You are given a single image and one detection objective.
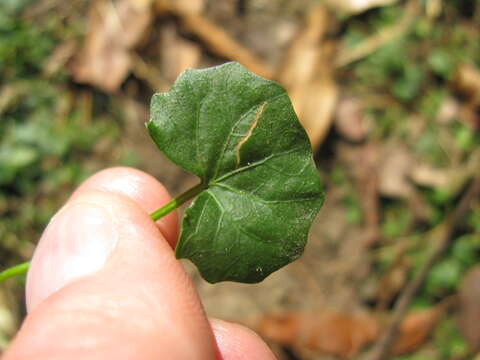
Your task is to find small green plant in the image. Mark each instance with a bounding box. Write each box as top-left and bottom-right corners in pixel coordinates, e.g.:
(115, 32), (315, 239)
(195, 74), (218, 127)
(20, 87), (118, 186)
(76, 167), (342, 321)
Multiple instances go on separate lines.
(0, 62), (324, 284)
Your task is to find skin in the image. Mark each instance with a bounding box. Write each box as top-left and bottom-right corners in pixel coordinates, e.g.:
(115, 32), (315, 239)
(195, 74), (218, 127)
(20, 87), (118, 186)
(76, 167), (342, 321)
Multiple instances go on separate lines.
(4, 167), (276, 360)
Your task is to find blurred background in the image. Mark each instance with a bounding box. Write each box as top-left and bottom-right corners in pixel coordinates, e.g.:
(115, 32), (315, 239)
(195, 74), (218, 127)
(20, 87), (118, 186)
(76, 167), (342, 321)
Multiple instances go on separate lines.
(0, 0), (479, 358)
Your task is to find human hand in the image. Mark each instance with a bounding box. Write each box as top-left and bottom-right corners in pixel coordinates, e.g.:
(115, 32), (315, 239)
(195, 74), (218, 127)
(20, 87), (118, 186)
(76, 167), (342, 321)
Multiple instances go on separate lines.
(4, 167), (276, 359)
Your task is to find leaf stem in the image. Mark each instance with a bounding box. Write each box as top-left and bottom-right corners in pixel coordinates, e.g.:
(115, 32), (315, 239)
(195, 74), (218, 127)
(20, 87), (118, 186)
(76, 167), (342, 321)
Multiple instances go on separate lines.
(0, 183), (208, 284)
(149, 182), (207, 221)
(0, 262), (30, 283)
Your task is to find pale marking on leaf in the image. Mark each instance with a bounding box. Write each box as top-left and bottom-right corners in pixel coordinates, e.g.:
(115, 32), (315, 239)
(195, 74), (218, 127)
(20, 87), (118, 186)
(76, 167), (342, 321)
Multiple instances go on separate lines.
(208, 190), (269, 245)
(212, 182), (319, 204)
(235, 101), (267, 168)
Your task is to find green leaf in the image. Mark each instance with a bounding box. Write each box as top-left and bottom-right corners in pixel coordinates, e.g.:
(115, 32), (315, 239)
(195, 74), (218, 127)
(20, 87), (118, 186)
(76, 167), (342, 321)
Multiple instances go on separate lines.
(147, 62), (324, 283)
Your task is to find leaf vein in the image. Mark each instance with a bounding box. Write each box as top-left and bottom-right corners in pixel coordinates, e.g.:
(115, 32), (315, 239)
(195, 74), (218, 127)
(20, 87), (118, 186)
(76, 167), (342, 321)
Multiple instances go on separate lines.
(212, 145), (304, 183)
(212, 182), (319, 205)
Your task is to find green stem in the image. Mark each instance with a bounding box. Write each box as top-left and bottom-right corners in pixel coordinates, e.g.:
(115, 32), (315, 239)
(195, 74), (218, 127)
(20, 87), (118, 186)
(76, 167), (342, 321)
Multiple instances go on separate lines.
(0, 262), (30, 283)
(149, 182), (207, 221)
(0, 183), (207, 283)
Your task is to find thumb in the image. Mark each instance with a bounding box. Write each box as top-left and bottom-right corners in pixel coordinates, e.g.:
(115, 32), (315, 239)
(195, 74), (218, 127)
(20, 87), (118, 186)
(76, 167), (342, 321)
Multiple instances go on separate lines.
(5, 167), (217, 360)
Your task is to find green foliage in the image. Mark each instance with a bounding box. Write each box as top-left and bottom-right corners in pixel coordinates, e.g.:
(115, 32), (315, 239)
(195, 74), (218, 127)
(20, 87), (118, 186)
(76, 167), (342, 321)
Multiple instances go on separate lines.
(381, 203), (411, 238)
(426, 259), (462, 296)
(414, 124), (449, 166)
(0, 3), (54, 80)
(392, 63), (423, 102)
(425, 235), (480, 297)
(148, 62), (324, 283)
(0, 7), (121, 269)
(453, 123), (478, 152)
(467, 206), (480, 232)
(428, 49), (453, 79)
(343, 193), (363, 225)
(433, 318), (468, 359)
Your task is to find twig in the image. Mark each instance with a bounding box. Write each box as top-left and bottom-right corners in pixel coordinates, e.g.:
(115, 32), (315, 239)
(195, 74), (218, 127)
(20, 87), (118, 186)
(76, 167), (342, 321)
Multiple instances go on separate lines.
(365, 175), (480, 360)
(177, 13), (274, 79)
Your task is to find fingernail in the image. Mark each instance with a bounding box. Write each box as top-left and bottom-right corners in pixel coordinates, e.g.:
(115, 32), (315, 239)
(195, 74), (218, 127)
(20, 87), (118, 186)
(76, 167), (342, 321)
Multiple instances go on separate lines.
(26, 202), (118, 311)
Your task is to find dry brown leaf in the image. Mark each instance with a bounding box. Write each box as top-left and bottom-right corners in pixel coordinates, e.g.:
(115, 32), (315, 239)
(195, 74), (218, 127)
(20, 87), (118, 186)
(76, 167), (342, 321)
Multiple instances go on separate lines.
(257, 311), (378, 358)
(436, 96), (460, 125)
(70, 0), (153, 92)
(289, 75), (338, 149)
(378, 144), (414, 198)
(277, 4), (338, 149)
(257, 312), (302, 346)
(457, 266), (480, 353)
(155, 0), (204, 15)
(305, 312), (379, 358)
(455, 64), (480, 103)
(159, 24), (201, 82)
(160, 0), (286, 72)
(411, 151), (480, 195)
(325, 0), (399, 14)
(277, 6), (329, 88)
(335, 97), (368, 142)
(410, 163), (451, 188)
(426, 0), (442, 18)
(173, 13), (273, 79)
(393, 305), (447, 355)
(453, 64), (480, 130)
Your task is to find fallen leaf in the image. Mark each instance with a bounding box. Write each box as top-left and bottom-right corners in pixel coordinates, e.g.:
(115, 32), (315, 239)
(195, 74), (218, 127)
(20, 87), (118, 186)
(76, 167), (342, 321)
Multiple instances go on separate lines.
(393, 302), (450, 355)
(171, 12), (273, 79)
(70, 0), (153, 92)
(454, 64), (480, 104)
(155, 0), (204, 15)
(335, 97), (368, 142)
(257, 312), (302, 346)
(324, 0), (400, 14)
(277, 5), (329, 89)
(457, 266), (480, 353)
(277, 4), (338, 149)
(305, 312), (379, 358)
(378, 144), (414, 198)
(453, 64), (480, 130)
(159, 24), (201, 82)
(436, 96), (460, 125)
(410, 162), (451, 188)
(411, 151), (480, 194)
(289, 75), (338, 150)
(257, 311), (378, 358)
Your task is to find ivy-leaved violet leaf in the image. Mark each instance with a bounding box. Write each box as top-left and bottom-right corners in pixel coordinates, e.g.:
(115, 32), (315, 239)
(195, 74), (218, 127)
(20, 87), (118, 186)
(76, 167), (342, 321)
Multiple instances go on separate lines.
(147, 62), (324, 283)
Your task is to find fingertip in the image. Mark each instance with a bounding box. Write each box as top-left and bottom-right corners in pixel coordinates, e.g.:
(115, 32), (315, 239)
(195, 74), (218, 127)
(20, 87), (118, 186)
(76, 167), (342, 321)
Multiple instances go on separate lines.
(211, 319), (277, 360)
(16, 187), (217, 359)
(71, 167), (178, 247)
